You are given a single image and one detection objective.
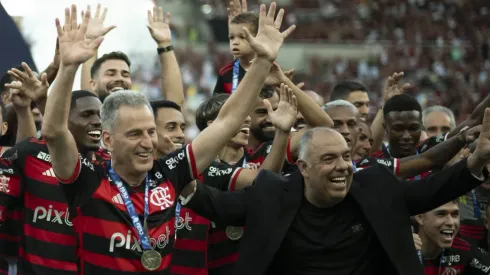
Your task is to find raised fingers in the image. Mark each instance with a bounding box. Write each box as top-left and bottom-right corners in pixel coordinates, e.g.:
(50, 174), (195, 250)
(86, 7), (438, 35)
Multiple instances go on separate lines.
(70, 5), (78, 31)
(21, 62), (34, 78)
(94, 3), (101, 19)
(266, 2), (277, 25)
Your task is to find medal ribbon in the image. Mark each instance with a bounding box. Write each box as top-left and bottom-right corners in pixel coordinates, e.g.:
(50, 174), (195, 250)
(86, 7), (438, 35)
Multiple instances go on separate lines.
(232, 59), (240, 93)
(438, 249), (445, 275)
(108, 163), (152, 251)
(470, 189), (481, 218)
(174, 202), (181, 240)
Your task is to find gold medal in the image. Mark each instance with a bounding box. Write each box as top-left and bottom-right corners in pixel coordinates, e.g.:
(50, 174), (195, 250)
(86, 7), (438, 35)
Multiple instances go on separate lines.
(225, 226), (244, 241)
(141, 250), (162, 271)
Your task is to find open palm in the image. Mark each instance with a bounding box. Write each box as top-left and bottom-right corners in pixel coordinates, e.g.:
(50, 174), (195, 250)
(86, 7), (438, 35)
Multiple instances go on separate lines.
(6, 62), (49, 101)
(83, 4), (116, 40)
(474, 108), (490, 162)
(266, 84), (298, 132)
(242, 3), (296, 62)
(56, 5), (104, 67)
(148, 7), (172, 46)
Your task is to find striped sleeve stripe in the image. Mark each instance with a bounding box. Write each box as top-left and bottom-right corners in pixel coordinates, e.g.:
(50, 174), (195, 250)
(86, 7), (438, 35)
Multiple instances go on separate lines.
(228, 168), (243, 191)
(286, 136), (295, 164)
(186, 144), (199, 180)
(55, 157), (81, 184)
(394, 158), (400, 176)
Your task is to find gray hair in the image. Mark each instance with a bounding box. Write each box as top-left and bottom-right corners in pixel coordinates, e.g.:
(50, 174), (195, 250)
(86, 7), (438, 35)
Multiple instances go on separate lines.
(322, 99), (359, 115)
(422, 105), (456, 129)
(100, 90), (152, 132)
(298, 127), (339, 161)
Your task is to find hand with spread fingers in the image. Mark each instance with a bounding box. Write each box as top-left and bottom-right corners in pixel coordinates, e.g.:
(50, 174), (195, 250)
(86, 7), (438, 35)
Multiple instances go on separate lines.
(227, 0), (248, 23)
(383, 72), (410, 102)
(264, 62), (295, 86)
(148, 7), (172, 47)
(242, 3), (296, 63)
(82, 3), (116, 40)
(56, 5), (104, 67)
(266, 83), (298, 132)
(468, 108), (490, 175)
(6, 62), (49, 102)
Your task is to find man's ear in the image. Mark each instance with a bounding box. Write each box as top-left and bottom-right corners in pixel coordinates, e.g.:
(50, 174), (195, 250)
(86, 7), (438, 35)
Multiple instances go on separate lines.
(414, 214), (424, 227)
(297, 159), (309, 179)
(102, 130), (113, 152)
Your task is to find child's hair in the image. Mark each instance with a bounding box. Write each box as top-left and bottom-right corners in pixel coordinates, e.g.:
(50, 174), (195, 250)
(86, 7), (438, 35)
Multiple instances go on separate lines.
(230, 12), (260, 36)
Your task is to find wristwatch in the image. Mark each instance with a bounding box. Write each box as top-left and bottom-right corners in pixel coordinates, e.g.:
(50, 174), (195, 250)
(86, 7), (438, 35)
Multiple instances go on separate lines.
(157, 45), (174, 54)
(457, 126), (470, 144)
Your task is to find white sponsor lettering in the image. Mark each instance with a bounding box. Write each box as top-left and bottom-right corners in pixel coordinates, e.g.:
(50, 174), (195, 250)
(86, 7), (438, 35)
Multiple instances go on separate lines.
(440, 267), (458, 275)
(32, 205), (72, 226)
(150, 186), (174, 210)
(109, 226), (171, 252)
(359, 159), (370, 166)
(471, 258), (490, 273)
(154, 172), (162, 179)
(37, 152), (51, 162)
(266, 145), (272, 154)
(176, 212), (192, 231)
(0, 176), (10, 193)
(245, 162), (260, 170)
(207, 166), (233, 177)
(80, 157), (94, 171)
(376, 159), (392, 167)
(441, 255), (460, 264)
(0, 168), (14, 175)
(165, 151), (186, 170)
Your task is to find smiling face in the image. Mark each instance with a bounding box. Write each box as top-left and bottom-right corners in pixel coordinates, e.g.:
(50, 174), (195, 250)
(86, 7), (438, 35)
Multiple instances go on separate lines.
(384, 110), (422, 158)
(416, 201), (460, 250)
(155, 107), (186, 152)
(298, 130), (354, 207)
(353, 122), (372, 161)
(68, 96), (102, 152)
(103, 104), (157, 177)
(250, 93), (279, 143)
(90, 59), (132, 102)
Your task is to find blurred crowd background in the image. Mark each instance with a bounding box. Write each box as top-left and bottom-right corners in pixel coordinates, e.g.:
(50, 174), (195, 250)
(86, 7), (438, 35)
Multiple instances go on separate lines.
(3, 0), (490, 138)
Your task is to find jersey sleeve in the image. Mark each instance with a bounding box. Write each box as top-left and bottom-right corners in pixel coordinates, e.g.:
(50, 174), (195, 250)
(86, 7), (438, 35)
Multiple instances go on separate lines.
(156, 144), (200, 194)
(417, 134), (446, 153)
(202, 162), (243, 191)
(0, 158), (22, 258)
(57, 154), (105, 207)
(213, 74), (226, 95)
(469, 247), (490, 274)
(356, 156), (399, 174)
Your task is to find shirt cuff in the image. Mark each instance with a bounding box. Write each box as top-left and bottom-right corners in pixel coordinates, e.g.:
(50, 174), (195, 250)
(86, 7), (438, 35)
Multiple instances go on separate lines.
(179, 183), (197, 205)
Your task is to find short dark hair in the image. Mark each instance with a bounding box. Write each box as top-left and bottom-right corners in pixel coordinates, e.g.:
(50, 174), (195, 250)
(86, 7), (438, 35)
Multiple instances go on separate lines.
(70, 90), (99, 110)
(0, 101), (6, 122)
(90, 51), (131, 79)
(230, 12), (259, 36)
(331, 81), (369, 101)
(150, 100), (181, 118)
(195, 94), (230, 131)
(383, 94), (422, 118)
(260, 86), (276, 99)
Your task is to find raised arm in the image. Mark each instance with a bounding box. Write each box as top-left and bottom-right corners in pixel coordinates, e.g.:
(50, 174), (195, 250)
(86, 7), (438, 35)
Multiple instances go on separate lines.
(401, 109), (490, 215)
(191, 3), (295, 174)
(395, 126), (479, 178)
(42, 5), (103, 181)
(148, 7), (184, 108)
(39, 38), (60, 85)
(80, 4), (115, 91)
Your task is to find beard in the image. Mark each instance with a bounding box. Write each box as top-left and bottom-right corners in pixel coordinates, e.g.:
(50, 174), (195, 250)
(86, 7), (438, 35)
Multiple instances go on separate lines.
(250, 126), (274, 143)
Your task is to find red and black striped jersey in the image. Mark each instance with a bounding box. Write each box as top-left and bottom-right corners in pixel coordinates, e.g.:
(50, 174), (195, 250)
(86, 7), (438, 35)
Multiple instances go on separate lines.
(1, 137), (111, 275)
(170, 162), (242, 275)
(356, 134), (445, 179)
(424, 236), (490, 274)
(58, 144), (198, 274)
(0, 156), (21, 262)
(213, 60), (245, 95)
(242, 138), (296, 174)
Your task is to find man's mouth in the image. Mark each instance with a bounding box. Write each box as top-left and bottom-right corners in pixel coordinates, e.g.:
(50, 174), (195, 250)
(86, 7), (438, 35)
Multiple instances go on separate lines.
(261, 124), (275, 131)
(87, 130), (101, 141)
(109, 86), (125, 92)
(240, 126), (250, 135)
(329, 176), (347, 187)
(440, 229), (455, 241)
(135, 152), (152, 159)
(399, 143), (414, 150)
(172, 142), (183, 148)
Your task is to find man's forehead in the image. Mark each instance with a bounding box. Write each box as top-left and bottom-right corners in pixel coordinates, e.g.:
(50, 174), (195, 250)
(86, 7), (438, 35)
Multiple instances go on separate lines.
(346, 90), (369, 102)
(156, 107), (185, 124)
(326, 106), (357, 120)
(100, 59), (130, 71)
(74, 96), (101, 110)
(387, 110), (421, 121)
(426, 111), (451, 124)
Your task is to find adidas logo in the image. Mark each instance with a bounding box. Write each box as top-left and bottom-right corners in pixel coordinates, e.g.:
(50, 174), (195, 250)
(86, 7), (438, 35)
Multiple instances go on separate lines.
(42, 168), (56, 177)
(112, 194), (124, 205)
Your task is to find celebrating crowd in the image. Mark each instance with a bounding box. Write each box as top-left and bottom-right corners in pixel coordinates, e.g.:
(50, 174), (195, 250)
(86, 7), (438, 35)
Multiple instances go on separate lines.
(2, 1), (490, 274)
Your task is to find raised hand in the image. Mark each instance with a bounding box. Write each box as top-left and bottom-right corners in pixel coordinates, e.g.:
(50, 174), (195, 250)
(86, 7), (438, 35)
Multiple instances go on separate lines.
(227, 0), (248, 23)
(7, 81), (33, 109)
(160, 135), (179, 155)
(56, 5), (104, 67)
(266, 83), (298, 132)
(264, 62), (295, 86)
(242, 3), (295, 62)
(383, 72), (410, 102)
(148, 7), (172, 47)
(468, 109), (490, 174)
(6, 62), (49, 102)
(82, 4), (116, 40)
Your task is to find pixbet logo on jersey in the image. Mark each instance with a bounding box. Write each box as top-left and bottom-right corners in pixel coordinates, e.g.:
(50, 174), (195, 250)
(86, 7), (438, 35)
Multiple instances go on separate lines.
(33, 205), (72, 226)
(109, 225), (171, 252)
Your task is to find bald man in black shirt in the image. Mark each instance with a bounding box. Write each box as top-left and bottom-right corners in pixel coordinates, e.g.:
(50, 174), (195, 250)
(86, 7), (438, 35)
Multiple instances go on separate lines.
(182, 116), (490, 274)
